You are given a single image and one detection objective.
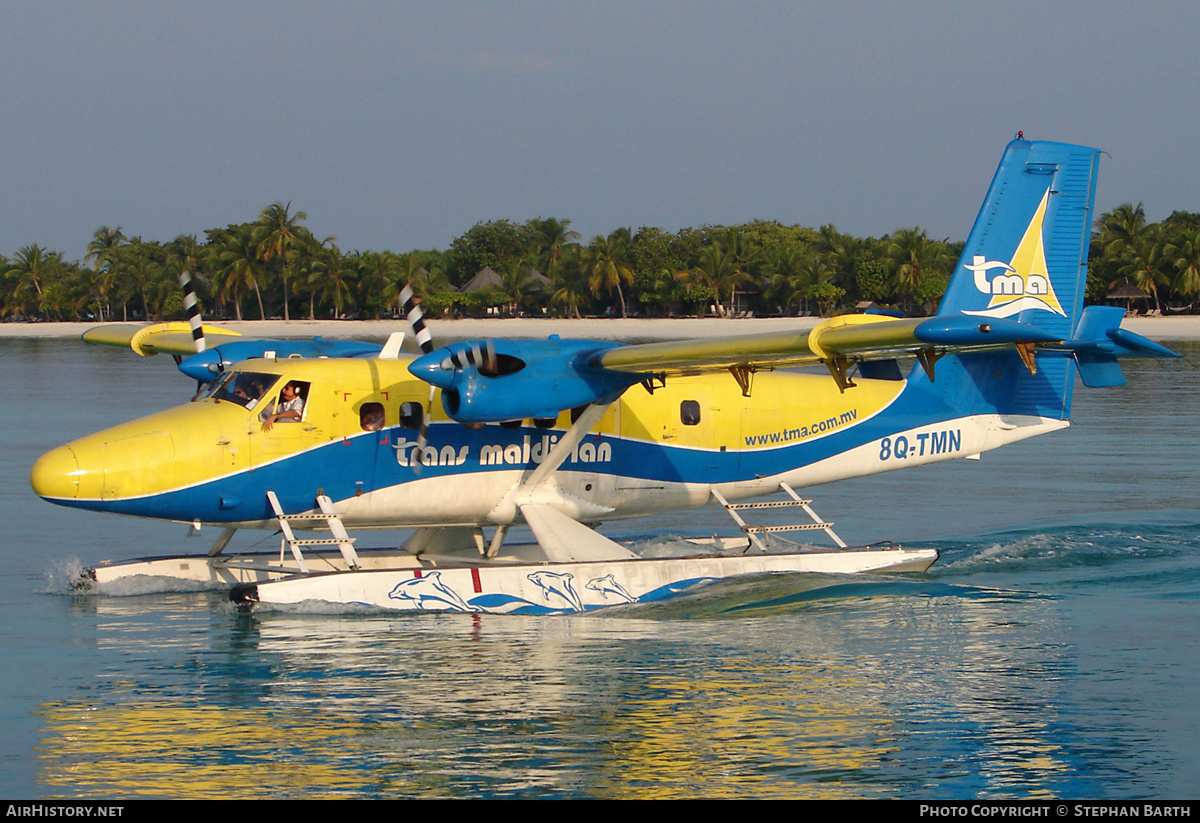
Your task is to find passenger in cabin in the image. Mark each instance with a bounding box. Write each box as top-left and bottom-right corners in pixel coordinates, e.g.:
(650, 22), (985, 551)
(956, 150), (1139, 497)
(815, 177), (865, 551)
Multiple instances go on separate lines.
(360, 402), (385, 432)
(261, 381), (306, 432)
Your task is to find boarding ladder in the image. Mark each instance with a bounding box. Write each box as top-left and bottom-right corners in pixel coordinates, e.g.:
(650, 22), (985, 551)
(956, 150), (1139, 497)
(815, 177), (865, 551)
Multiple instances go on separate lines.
(711, 482), (848, 553)
(267, 491), (361, 573)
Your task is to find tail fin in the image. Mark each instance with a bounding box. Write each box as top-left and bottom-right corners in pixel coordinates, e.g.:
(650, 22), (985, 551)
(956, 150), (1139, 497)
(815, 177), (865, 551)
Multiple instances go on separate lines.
(915, 138), (1101, 421)
(938, 136), (1099, 335)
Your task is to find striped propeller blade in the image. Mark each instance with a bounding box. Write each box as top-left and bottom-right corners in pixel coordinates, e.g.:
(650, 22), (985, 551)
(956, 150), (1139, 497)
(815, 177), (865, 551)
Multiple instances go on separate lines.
(441, 339), (497, 374)
(399, 284), (434, 355)
(399, 282), (437, 473)
(412, 384), (436, 474)
(178, 270), (206, 353)
(483, 338), (497, 374)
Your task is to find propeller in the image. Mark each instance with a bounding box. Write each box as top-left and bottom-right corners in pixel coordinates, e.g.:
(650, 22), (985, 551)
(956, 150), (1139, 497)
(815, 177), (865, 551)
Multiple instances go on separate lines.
(435, 337), (500, 379)
(398, 284), (438, 471)
(179, 270), (206, 354)
(178, 270), (213, 399)
(398, 285), (638, 432)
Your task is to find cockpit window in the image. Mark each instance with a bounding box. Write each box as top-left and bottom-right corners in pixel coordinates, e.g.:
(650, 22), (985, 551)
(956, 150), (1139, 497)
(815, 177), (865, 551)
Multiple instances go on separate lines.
(212, 372), (280, 410)
(260, 380), (310, 427)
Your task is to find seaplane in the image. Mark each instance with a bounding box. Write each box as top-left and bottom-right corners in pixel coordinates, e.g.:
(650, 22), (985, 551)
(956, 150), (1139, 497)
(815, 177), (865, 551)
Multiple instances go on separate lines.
(30, 136), (1178, 614)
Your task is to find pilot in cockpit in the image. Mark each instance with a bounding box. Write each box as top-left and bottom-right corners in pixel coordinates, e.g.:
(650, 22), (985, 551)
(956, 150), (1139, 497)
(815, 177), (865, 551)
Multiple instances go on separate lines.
(260, 381), (306, 432)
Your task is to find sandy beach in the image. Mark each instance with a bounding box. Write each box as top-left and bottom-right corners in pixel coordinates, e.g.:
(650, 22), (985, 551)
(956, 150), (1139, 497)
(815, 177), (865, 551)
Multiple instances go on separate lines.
(1, 314), (1197, 343)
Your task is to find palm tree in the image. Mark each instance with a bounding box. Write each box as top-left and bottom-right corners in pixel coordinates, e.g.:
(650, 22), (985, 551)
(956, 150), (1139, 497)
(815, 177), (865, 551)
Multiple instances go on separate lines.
(762, 245), (813, 315)
(308, 243), (358, 319)
(1116, 234), (1170, 314)
(584, 231), (636, 317)
(108, 241), (160, 320)
(550, 253), (591, 319)
(290, 231), (336, 319)
(252, 202), (308, 321)
(678, 241), (749, 318)
(4, 245), (61, 317)
(86, 226), (126, 321)
(715, 227), (761, 315)
(498, 255), (536, 315)
(528, 217), (580, 283)
(1097, 203), (1148, 259)
(355, 251), (404, 317)
(214, 224), (267, 320)
(884, 227), (952, 312)
(1168, 229), (1200, 305)
(812, 224), (863, 297)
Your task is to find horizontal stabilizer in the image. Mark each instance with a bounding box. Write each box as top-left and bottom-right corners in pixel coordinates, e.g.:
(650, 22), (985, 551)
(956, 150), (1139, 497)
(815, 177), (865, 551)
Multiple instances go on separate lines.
(1069, 306), (1177, 357)
(1060, 306), (1178, 387)
(1106, 326), (1179, 359)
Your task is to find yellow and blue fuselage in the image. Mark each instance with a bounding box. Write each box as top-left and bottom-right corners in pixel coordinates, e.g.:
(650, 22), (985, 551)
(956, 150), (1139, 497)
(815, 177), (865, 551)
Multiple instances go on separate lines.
(29, 347), (1064, 529)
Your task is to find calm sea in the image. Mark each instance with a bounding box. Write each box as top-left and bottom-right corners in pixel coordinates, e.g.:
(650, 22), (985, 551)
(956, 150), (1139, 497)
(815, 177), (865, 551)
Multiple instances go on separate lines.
(1, 337), (1198, 799)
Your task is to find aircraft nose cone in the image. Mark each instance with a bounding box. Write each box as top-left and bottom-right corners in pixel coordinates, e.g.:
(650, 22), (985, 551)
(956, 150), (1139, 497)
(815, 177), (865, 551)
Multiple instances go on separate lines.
(30, 445), (82, 500)
(409, 351), (454, 388)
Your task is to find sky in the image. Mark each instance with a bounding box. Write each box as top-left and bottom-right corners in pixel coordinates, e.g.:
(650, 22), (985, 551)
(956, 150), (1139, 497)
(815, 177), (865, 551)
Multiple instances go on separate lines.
(2, 1), (1198, 262)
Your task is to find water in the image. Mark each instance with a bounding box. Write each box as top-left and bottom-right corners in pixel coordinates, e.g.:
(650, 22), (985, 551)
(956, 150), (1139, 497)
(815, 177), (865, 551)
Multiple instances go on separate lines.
(2, 338), (1198, 798)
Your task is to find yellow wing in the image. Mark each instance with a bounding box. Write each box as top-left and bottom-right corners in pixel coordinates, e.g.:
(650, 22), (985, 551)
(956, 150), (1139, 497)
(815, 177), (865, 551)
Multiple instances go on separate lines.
(82, 323), (241, 357)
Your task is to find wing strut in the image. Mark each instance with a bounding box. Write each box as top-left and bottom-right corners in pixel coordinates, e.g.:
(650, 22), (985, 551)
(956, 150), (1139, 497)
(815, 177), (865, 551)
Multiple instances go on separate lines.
(206, 526), (238, 557)
(502, 402), (634, 562)
(517, 402), (613, 491)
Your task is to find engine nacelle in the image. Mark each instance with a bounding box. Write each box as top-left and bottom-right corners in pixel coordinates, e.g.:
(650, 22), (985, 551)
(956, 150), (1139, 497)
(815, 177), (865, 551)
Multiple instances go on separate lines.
(178, 338), (381, 383)
(408, 337), (642, 424)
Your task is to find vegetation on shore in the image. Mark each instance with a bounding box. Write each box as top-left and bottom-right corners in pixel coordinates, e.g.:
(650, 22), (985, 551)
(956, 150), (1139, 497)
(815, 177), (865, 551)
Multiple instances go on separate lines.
(3, 203), (1198, 323)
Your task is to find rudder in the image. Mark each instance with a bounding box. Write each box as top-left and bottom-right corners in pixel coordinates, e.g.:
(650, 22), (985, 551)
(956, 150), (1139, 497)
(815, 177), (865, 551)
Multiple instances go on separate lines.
(917, 138), (1101, 421)
(938, 136), (1100, 334)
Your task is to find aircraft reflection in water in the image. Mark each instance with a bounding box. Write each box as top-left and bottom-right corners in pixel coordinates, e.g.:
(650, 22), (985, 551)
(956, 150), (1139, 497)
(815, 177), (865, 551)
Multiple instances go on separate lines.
(34, 578), (1079, 799)
(30, 136), (1177, 613)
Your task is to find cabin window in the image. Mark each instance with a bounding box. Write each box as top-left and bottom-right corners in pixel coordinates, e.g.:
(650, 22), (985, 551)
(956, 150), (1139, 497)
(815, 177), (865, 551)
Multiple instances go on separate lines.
(680, 400), (701, 426)
(360, 402), (385, 432)
(213, 371), (280, 411)
(399, 402), (424, 430)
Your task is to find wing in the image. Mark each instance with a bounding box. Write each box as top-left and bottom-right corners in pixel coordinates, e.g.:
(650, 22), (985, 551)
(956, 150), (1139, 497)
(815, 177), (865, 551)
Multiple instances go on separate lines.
(408, 308), (1177, 423)
(591, 313), (1066, 390)
(81, 321), (387, 384)
(82, 322), (242, 357)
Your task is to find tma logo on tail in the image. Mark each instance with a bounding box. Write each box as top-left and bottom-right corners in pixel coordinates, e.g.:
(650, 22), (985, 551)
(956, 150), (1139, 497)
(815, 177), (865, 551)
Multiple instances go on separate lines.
(964, 189), (1066, 319)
